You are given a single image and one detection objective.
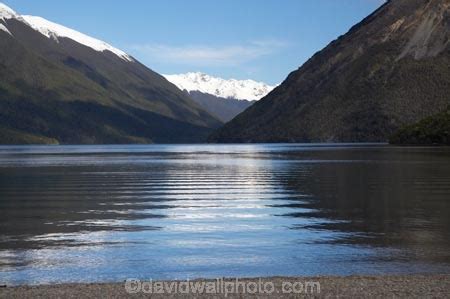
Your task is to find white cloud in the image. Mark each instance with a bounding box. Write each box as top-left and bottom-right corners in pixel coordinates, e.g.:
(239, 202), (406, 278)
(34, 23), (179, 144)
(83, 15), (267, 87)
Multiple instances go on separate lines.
(129, 40), (288, 67)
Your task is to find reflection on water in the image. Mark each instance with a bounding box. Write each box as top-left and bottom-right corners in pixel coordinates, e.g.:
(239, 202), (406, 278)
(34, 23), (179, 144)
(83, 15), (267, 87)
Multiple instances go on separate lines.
(0, 144), (449, 284)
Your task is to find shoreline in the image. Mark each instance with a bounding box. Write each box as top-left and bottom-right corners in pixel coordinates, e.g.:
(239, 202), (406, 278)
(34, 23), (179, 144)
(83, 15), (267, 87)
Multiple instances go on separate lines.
(1, 274), (449, 298)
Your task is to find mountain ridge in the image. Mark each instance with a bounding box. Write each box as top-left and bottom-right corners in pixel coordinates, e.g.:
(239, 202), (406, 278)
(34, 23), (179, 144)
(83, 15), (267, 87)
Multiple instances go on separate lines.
(22, 15), (133, 62)
(0, 2), (222, 144)
(164, 72), (274, 122)
(164, 72), (276, 101)
(210, 0), (450, 143)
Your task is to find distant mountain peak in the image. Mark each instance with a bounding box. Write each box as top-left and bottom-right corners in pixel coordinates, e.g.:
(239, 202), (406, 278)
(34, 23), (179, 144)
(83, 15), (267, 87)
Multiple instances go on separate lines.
(0, 2), (133, 62)
(164, 72), (276, 101)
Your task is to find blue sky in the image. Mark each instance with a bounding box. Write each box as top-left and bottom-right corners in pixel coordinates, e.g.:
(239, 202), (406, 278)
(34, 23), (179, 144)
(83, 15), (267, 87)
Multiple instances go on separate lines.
(5, 0), (384, 85)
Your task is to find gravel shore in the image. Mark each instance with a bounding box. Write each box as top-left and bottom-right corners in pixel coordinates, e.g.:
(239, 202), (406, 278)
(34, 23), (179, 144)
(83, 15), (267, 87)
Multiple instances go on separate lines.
(1, 275), (449, 298)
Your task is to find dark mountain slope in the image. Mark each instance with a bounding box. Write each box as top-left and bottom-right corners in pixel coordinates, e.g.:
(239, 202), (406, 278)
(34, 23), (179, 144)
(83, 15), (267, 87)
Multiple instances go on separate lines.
(210, 0), (450, 143)
(185, 90), (254, 122)
(0, 8), (221, 144)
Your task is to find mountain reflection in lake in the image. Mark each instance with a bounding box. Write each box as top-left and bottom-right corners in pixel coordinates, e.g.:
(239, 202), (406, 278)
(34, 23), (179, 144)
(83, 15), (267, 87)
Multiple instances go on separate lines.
(0, 144), (449, 284)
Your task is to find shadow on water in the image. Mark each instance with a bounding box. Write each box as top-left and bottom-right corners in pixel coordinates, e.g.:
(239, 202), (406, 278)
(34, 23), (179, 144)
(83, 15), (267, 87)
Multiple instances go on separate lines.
(274, 149), (450, 253)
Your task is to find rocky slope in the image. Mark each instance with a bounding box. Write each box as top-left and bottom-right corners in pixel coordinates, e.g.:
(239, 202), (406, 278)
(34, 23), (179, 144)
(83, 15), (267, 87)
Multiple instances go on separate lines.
(210, 0), (450, 143)
(0, 3), (221, 144)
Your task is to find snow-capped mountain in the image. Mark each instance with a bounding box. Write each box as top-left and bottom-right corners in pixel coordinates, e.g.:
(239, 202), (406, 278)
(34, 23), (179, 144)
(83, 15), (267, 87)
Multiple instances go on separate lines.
(164, 72), (276, 101)
(1, 2), (132, 61)
(163, 72), (277, 122)
(0, 2), (20, 35)
(0, 2), (221, 144)
(22, 16), (133, 62)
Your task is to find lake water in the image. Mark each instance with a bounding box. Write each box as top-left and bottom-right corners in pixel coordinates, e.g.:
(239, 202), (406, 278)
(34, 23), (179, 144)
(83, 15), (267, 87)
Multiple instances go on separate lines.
(0, 144), (449, 285)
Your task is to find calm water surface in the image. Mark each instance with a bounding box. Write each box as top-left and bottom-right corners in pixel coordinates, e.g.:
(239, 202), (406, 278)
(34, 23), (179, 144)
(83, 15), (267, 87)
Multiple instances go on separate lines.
(0, 144), (449, 285)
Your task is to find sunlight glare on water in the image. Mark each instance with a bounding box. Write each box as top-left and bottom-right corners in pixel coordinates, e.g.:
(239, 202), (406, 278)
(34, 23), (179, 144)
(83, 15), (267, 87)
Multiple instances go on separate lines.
(0, 144), (449, 285)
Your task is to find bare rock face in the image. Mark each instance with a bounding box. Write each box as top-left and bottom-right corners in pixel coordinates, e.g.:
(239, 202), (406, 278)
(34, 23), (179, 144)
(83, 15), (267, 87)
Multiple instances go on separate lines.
(210, 0), (450, 143)
(398, 1), (449, 60)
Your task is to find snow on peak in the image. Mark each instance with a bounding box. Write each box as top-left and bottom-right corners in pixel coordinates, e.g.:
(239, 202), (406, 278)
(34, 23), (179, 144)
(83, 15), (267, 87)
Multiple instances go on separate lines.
(0, 23), (11, 35)
(0, 2), (18, 20)
(164, 72), (276, 101)
(0, 2), (17, 19)
(0, 2), (23, 35)
(0, 2), (132, 61)
(21, 15), (133, 62)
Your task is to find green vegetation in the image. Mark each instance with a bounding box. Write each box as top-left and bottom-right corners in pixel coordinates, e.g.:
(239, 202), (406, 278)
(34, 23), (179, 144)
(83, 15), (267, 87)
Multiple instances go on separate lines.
(0, 127), (59, 145)
(0, 19), (221, 145)
(389, 108), (450, 145)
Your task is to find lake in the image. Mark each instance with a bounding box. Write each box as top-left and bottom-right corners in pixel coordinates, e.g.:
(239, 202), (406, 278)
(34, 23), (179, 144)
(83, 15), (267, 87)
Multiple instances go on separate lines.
(0, 144), (449, 285)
